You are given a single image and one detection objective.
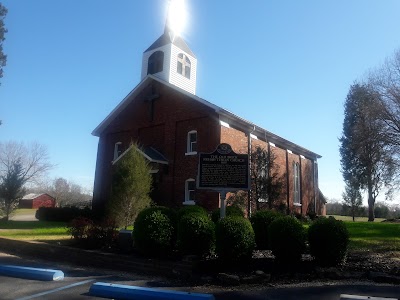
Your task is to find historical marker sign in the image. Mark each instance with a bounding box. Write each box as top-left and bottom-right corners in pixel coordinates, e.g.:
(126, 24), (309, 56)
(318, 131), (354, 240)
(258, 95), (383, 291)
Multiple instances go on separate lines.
(197, 143), (249, 190)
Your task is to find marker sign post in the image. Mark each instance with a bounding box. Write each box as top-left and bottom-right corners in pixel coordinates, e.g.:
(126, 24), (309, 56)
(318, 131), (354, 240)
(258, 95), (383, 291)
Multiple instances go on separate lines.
(197, 143), (249, 218)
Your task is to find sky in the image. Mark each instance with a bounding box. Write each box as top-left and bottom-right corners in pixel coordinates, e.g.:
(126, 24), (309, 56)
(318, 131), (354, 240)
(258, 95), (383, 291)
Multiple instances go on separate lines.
(1, 0), (400, 202)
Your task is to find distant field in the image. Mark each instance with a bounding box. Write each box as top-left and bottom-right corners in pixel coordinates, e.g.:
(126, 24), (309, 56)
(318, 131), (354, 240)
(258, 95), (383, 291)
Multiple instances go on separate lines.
(327, 215), (386, 222)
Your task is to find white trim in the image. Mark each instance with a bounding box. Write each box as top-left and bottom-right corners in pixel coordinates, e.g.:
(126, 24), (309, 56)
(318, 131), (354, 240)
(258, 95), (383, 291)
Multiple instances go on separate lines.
(293, 203), (302, 207)
(185, 151), (197, 156)
(250, 133), (258, 140)
(269, 142), (276, 147)
(220, 120), (230, 128)
(300, 155), (306, 159)
(113, 142), (122, 160)
(187, 130), (197, 154)
(184, 178), (196, 203)
(149, 169), (159, 174)
(287, 149), (293, 154)
(182, 200), (195, 205)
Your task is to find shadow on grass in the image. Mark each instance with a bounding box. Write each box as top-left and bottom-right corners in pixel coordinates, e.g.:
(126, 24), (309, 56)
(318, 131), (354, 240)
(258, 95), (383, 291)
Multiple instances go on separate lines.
(0, 220), (66, 229)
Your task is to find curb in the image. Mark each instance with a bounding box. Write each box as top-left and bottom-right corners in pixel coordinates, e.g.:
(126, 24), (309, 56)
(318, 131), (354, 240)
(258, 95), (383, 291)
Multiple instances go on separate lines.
(0, 264), (64, 281)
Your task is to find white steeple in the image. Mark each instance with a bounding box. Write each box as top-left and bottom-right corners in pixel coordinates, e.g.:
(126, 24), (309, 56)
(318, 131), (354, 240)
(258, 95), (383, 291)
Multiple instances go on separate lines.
(141, 1), (197, 95)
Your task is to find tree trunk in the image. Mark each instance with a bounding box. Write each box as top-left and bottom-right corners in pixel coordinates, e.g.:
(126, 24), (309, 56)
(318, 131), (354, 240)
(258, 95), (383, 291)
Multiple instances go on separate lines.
(368, 194), (375, 222)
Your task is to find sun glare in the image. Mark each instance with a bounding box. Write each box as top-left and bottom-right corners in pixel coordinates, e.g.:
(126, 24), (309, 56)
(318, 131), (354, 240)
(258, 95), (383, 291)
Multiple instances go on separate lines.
(167, 0), (187, 36)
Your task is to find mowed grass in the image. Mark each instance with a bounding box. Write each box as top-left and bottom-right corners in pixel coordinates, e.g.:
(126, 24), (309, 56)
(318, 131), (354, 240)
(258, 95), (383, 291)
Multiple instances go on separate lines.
(327, 215), (386, 222)
(345, 221), (400, 252)
(0, 221), (69, 240)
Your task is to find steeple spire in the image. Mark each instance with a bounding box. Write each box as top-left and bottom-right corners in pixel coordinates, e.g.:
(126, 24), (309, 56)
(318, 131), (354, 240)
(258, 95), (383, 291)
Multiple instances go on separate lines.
(141, 0), (197, 95)
(165, 0), (187, 39)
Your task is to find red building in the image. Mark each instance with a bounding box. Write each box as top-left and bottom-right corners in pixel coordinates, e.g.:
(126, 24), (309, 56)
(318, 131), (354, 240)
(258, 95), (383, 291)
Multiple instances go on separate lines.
(92, 24), (325, 217)
(19, 193), (56, 209)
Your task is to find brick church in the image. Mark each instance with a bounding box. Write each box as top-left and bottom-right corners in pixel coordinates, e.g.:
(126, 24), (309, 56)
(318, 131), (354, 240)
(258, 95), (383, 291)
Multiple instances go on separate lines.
(92, 13), (326, 217)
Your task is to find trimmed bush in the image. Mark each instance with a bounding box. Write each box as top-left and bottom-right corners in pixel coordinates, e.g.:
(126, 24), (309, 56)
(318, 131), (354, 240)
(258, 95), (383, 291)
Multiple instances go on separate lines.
(308, 217), (349, 266)
(177, 205), (208, 221)
(215, 216), (255, 263)
(212, 205), (244, 223)
(268, 216), (306, 264)
(177, 213), (215, 257)
(133, 206), (177, 257)
(250, 210), (283, 249)
(36, 206), (92, 222)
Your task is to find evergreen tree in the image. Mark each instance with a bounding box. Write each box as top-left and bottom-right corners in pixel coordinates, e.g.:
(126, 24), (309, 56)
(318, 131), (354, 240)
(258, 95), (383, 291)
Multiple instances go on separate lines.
(108, 144), (152, 228)
(0, 160), (25, 220)
(340, 84), (395, 221)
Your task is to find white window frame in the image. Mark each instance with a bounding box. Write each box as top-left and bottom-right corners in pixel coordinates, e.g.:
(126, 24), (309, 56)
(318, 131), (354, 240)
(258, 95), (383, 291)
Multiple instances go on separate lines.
(293, 162), (301, 206)
(113, 142), (122, 160)
(186, 130), (197, 155)
(184, 178), (196, 205)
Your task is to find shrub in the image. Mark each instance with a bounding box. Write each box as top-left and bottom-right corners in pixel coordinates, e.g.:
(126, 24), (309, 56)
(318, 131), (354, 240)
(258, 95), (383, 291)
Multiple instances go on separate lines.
(212, 205), (244, 223)
(177, 205), (208, 221)
(36, 206), (92, 222)
(268, 216), (306, 264)
(67, 216), (93, 240)
(177, 213), (215, 257)
(308, 217), (349, 266)
(133, 206), (177, 257)
(67, 217), (118, 249)
(215, 216), (255, 263)
(250, 210), (283, 249)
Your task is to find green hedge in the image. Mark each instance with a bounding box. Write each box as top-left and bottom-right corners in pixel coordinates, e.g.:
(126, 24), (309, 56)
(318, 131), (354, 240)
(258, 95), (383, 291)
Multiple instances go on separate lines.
(215, 216), (255, 263)
(212, 205), (244, 223)
(36, 207), (92, 222)
(177, 205), (208, 221)
(268, 216), (306, 264)
(250, 210), (283, 249)
(133, 206), (177, 257)
(308, 217), (349, 266)
(177, 212), (215, 257)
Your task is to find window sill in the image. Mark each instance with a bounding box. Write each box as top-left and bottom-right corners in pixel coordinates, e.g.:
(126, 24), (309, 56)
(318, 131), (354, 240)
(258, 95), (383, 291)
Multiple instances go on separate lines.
(293, 203), (302, 207)
(185, 152), (197, 156)
(182, 201), (195, 206)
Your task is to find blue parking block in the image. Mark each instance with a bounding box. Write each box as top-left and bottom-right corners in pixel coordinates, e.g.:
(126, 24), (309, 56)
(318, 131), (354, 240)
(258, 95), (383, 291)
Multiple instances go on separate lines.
(0, 265), (64, 281)
(89, 282), (215, 300)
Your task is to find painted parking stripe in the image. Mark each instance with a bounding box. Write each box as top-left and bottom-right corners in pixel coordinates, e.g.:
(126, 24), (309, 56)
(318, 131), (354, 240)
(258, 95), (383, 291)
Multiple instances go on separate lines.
(15, 279), (95, 300)
(90, 282), (215, 300)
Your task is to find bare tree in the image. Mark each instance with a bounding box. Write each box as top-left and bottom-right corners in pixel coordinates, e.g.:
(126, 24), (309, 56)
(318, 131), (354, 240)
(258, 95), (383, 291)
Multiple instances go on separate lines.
(0, 3), (7, 82)
(0, 141), (53, 219)
(251, 146), (286, 211)
(369, 49), (400, 168)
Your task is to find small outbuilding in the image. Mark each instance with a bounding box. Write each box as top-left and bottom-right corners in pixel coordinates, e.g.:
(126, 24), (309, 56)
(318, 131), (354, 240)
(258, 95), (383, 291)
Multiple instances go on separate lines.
(19, 193), (56, 209)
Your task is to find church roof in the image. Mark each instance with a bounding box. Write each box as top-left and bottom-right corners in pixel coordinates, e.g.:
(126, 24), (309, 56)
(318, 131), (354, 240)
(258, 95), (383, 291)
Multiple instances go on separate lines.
(144, 31), (196, 58)
(92, 75), (322, 160)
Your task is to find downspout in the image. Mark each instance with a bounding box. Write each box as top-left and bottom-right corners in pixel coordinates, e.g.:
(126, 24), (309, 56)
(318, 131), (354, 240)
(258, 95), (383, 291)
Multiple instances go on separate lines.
(299, 155), (303, 215)
(247, 125), (255, 218)
(314, 159), (318, 214)
(285, 150), (290, 215)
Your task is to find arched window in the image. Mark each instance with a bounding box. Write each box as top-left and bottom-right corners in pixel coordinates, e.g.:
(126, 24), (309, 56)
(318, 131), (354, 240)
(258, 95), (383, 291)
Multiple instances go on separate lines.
(147, 51), (164, 75)
(186, 130), (197, 154)
(293, 162), (300, 205)
(177, 53), (191, 79)
(184, 178), (196, 204)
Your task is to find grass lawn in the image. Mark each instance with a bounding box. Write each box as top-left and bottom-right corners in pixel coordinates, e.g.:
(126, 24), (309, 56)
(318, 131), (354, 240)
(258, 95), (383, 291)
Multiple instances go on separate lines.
(0, 220), (70, 240)
(327, 215), (386, 222)
(345, 221), (400, 252)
